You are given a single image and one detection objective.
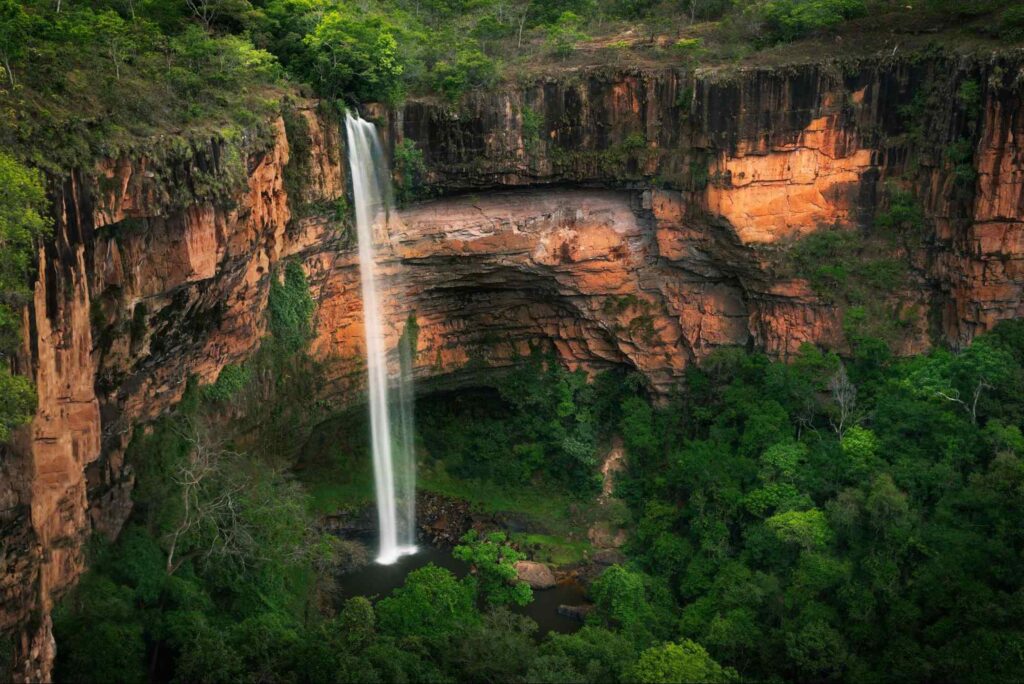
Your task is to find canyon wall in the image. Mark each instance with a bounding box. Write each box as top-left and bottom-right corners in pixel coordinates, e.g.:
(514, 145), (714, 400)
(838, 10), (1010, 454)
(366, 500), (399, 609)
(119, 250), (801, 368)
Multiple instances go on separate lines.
(2, 53), (1022, 680)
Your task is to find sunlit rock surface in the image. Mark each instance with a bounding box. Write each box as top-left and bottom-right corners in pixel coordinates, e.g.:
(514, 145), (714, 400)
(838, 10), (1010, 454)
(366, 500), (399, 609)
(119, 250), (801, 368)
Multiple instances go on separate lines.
(3, 55), (1024, 680)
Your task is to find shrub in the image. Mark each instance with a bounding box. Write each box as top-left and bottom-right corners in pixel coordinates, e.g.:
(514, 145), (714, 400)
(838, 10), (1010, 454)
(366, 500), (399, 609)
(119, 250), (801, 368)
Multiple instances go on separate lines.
(521, 107), (543, 149)
(546, 12), (588, 58)
(748, 0), (868, 43)
(998, 5), (1024, 41)
(205, 364), (252, 403)
(432, 47), (497, 101)
(672, 37), (705, 61)
(628, 640), (737, 683)
(392, 139), (427, 206)
(268, 261), (315, 354)
(303, 10), (404, 103)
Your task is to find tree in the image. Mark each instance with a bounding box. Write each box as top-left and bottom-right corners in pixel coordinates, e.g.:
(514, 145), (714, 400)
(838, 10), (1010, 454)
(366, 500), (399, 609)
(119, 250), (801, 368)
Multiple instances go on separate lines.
(907, 341), (1017, 424)
(828, 364), (857, 437)
(94, 10), (137, 80)
(432, 47), (497, 101)
(376, 564), (479, 639)
(52, 575), (148, 683)
(0, 0), (28, 88)
(840, 425), (878, 479)
(589, 565), (675, 645)
(453, 530), (533, 606)
(0, 152), (50, 353)
(158, 413), (309, 583)
(765, 508), (833, 550)
(455, 607), (539, 682)
(303, 9), (403, 103)
(627, 640), (737, 683)
(336, 596), (376, 649)
(185, 0), (253, 31)
(535, 626), (637, 682)
(164, 416), (249, 575)
(747, 0), (868, 43)
(545, 12), (587, 58)
(0, 152), (47, 441)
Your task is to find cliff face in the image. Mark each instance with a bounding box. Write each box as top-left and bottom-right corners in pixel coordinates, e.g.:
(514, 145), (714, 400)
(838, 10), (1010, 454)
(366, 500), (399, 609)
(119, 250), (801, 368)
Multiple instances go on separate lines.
(0, 104), (346, 681)
(2, 54), (1023, 680)
(397, 55), (1023, 348)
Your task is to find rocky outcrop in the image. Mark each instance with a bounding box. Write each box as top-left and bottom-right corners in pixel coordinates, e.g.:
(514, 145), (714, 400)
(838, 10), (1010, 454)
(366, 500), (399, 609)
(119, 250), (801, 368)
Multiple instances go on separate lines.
(395, 54), (1024, 349)
(515, 560), (557, 590)
(2, 54), (1023, 680)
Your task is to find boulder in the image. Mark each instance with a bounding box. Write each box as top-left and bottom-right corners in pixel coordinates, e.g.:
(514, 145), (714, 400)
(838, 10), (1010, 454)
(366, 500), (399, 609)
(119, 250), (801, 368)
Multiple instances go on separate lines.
(514, 560), (556, 589)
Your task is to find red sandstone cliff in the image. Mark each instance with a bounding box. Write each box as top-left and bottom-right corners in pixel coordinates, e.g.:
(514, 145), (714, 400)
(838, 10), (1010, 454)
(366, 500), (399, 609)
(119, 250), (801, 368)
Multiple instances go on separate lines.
(1, 54), (1022, 680)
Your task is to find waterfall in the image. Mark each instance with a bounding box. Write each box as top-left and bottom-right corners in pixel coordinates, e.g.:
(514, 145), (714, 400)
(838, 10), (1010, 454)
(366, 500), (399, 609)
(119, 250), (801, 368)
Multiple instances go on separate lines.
(345, 112), (417, 565)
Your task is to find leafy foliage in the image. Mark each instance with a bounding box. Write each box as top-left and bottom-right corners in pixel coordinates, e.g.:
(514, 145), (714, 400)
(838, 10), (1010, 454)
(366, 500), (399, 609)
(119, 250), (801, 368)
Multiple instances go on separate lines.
(453, 530), (533, 606)
(418, 350), (631, 491)
(747, 0), (868, 43)
(0, 2), (282, 172)
(628, 640), (737, 683)
(614, 322), (1024, 682)
(392, 138), (427, 206)
(267, 260), (315, 355)
(302, 9), (404, 104)
(54, 319), (1024, 682)
(0, 151), (45, 441)
(203, 364), (251, 403)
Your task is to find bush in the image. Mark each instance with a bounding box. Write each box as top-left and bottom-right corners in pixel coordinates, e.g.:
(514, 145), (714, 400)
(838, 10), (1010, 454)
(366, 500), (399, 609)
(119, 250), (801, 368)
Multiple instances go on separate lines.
(268, 261), (315, 354)
(628, 640), (737, 683)
(302, 9), (404, 103)
(672, 37), (705, 61)
(204, 364), (252, 403)
(433, 47), (498, 101)
(0, 151), (47, 441)
(546, 12), (588, 58)
(392, 138), (427, 206)
(749, 0), (868, 43)
(998, 5), (1024, 41)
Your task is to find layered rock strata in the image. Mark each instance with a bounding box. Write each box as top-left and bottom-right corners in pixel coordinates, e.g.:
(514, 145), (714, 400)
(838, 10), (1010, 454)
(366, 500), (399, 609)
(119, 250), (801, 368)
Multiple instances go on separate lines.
(2, 54), (1023, 680)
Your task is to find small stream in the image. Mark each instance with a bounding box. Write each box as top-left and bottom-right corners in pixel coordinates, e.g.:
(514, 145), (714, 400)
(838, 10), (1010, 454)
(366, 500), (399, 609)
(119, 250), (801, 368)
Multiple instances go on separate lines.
(338, 545), (588, 636)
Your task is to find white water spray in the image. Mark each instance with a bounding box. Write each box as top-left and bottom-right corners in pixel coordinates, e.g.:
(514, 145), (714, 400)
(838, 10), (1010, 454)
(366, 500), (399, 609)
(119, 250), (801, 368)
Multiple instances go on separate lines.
(345, 112), (417, 565)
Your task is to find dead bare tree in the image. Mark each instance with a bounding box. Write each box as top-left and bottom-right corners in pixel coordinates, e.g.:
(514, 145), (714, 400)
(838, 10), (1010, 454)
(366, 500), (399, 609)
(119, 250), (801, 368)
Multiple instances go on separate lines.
(516, 0), (531, 49)
(933, 379), (991, 426)
(185, 0), (218, 31)
(829, 364), (857, 438)
(164, 416), (254, 575)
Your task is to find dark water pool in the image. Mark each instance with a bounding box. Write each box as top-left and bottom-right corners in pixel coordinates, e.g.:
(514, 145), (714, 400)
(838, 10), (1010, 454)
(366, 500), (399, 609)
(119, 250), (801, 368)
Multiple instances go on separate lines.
(337, 545), (588, 636)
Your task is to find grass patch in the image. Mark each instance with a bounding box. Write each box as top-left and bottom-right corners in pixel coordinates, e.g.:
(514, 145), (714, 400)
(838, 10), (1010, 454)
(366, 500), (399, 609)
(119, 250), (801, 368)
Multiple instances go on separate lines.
(304, 466), (375, 514)
(510, 533), (592, 565)
(418, 460), (590, 539)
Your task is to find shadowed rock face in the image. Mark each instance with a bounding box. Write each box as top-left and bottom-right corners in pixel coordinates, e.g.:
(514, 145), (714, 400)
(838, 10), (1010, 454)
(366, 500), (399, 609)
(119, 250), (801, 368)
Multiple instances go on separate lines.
(2, 56), (1023, 679)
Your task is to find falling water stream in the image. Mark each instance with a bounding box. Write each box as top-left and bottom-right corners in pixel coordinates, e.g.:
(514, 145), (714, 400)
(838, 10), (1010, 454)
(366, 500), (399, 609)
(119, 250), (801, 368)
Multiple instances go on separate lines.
(345, 112), (417, 565)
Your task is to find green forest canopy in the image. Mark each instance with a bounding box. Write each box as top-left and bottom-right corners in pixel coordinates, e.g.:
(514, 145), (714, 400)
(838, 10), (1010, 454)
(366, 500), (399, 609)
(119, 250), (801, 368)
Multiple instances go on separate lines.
(1, 0), (1022, 170)
(53, 317), (1024, 682)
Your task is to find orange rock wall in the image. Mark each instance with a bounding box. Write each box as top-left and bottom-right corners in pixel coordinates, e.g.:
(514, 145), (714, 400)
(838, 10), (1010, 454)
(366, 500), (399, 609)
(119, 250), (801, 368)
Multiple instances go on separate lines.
(2, 58), (1023, 680)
